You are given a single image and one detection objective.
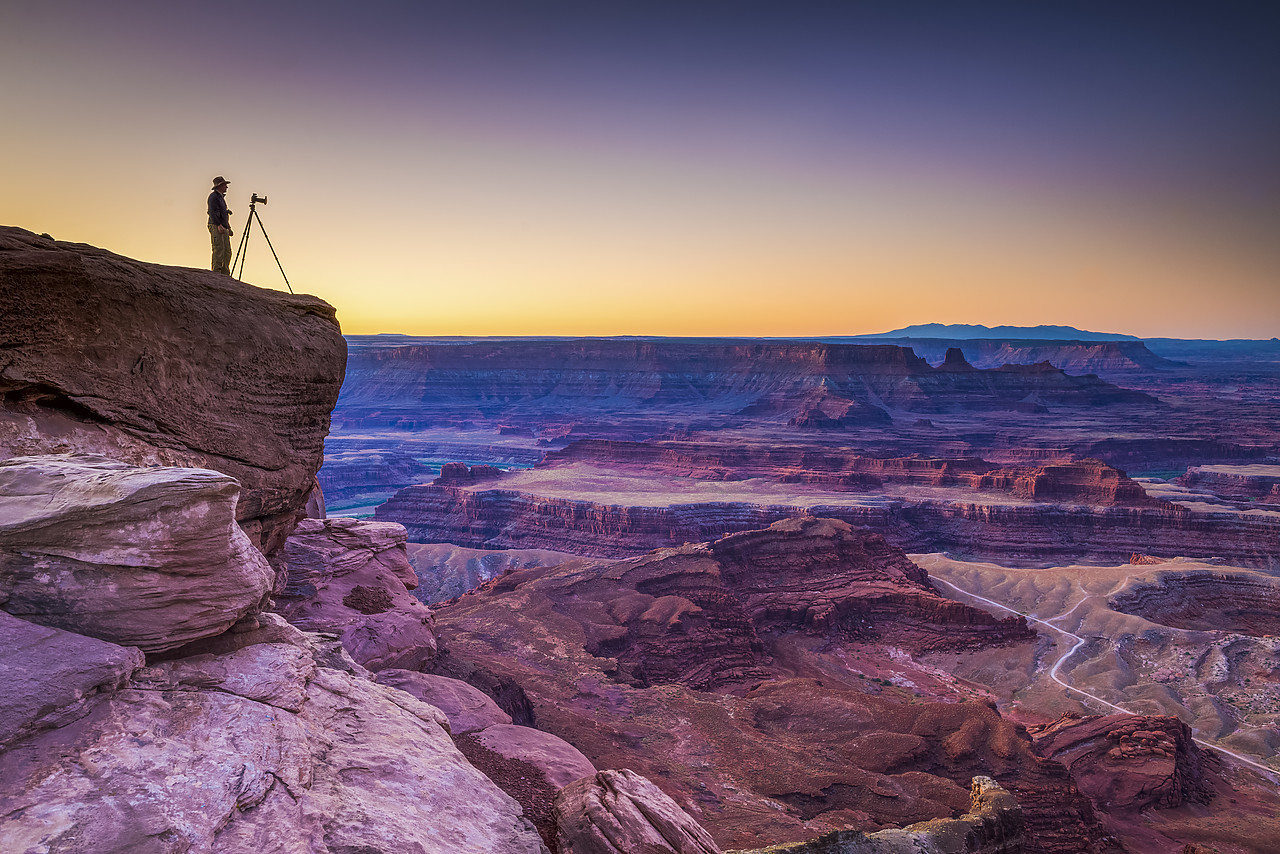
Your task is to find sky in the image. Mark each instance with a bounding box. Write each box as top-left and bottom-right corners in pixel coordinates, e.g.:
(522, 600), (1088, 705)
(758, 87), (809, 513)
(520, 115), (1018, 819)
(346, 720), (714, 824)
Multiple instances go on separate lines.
(2, 1), (1277, 339)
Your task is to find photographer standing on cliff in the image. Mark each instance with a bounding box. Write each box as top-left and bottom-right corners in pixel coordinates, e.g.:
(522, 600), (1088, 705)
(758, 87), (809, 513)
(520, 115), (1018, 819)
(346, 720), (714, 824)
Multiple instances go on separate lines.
(207, 176), (233, 274)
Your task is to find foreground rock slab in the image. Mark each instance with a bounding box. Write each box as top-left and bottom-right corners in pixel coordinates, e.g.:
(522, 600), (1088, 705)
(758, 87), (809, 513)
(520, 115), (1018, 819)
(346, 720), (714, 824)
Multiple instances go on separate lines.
(0, 610), (143, 749)
(0, 629), (549, 854)
(0, 454), (274, 652)
(376, 669), (513, 734)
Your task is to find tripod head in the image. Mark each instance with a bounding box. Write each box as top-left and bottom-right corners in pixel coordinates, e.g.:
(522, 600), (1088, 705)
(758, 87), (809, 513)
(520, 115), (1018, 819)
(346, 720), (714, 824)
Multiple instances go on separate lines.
(249, 193), (267, 207)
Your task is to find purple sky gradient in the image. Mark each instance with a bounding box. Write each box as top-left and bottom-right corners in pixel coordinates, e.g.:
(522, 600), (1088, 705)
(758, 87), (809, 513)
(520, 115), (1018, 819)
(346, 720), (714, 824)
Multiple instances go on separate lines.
(2, 1), (1277, 337)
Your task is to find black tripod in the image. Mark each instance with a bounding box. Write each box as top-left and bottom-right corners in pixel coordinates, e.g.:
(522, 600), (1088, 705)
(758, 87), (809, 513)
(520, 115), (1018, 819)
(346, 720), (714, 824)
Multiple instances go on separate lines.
(231, 194), (293, 293)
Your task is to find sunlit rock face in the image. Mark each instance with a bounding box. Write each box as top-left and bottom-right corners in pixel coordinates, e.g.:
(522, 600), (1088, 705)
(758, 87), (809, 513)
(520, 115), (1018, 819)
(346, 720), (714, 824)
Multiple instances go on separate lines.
(0, 225), (347, 554)
(0, 454), (274, 653)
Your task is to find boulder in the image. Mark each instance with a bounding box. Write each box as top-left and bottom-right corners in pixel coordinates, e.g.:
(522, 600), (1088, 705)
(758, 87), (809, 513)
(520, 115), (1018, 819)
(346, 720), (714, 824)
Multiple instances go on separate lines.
(472, 724), (598, 789)
(0, 630), (549, 854)
(554, 768), (721, 854)
(0, 454), (275, 652)
(377, 669), (513, 734)
(0, 226), (346, 554)
(1028, 712), (1213, 811)
(272, 517), (437, 671)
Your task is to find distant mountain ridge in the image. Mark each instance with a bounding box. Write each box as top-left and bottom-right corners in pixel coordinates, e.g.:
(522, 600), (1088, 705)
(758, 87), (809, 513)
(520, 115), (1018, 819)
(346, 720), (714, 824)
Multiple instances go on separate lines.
(854, 323), (1140, 341)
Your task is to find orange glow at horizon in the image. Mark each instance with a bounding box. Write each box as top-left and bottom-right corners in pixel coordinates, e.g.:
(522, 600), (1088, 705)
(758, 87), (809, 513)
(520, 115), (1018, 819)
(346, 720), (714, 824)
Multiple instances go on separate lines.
(2, 4), (1277, 341)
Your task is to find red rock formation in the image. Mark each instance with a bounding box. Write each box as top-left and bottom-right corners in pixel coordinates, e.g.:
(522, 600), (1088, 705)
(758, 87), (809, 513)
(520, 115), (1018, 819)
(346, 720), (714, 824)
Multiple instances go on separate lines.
(435, 461), (506, 484)
(331, 337), (1153, 434)
(540, 441), (1159, 506)
(0, 226), (346, 553)
(271, 517), (438, 671)
(1106, 570), (1280, 637)
(973, 459), (1161, 506)
(376, 482), (1280, 567)
(555, 769), (723, 854)
(0, 454), (275, 653)
(1028, 713), (1213, 811)
(1178, 465), (1280, 507)
(707, 519), (1034, 652)
(419, 520), (1129, 851)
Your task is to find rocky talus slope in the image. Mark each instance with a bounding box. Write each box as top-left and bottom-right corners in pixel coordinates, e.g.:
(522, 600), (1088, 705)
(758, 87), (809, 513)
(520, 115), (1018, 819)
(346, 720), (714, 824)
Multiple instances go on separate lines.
(0, 226), (347, 553)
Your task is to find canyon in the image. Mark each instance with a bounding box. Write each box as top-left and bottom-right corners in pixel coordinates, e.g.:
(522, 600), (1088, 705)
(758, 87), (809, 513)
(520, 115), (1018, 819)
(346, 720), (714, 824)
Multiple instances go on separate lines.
(324, 326), (1280, 851)
(3, 225), (1279, 854)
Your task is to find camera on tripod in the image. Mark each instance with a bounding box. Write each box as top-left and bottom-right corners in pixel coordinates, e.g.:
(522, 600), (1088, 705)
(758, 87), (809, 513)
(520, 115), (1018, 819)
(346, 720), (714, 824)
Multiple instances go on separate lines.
(232, 191), (292, 293)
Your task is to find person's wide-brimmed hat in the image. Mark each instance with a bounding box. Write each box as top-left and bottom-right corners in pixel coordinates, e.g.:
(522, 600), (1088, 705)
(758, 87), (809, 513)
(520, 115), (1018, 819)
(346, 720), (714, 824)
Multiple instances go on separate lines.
(211, 176), (231, 187)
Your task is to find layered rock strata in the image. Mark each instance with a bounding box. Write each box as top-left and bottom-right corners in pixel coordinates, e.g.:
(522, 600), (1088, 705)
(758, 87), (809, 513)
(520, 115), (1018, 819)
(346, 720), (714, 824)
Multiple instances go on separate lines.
(1027, 713), (1213, 813)
(861, 337), (1177, 375)
(377, 483), (1280, 566)
(0, 226), (346, 553)
(1106, 570), (1280, 637)
(0, 454), (274, 653)
(332, 337), (1153, 433)
(1178, 465), (1280, 507)
(540, 441), (1160, 506)
(317, 447), (432, 507)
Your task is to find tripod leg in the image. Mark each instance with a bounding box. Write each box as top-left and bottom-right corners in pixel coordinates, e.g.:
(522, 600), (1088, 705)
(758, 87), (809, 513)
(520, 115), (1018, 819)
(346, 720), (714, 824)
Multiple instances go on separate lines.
(231, 213), (250, 280)
(231, 211), (252, 280)
(234, 211), (257, 280)
(254, 217), (294, 294)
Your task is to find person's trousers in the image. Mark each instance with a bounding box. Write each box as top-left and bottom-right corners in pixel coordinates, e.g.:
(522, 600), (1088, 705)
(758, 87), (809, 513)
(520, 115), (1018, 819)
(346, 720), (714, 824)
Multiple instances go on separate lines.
(209, 224), (232, 274)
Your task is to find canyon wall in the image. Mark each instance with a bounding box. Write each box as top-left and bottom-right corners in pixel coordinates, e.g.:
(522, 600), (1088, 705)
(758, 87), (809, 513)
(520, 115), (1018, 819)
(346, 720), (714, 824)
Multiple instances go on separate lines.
(857, 338), (1178, 375)
(333, 337), (1154, 433)
(377, 484), (1280, 567)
